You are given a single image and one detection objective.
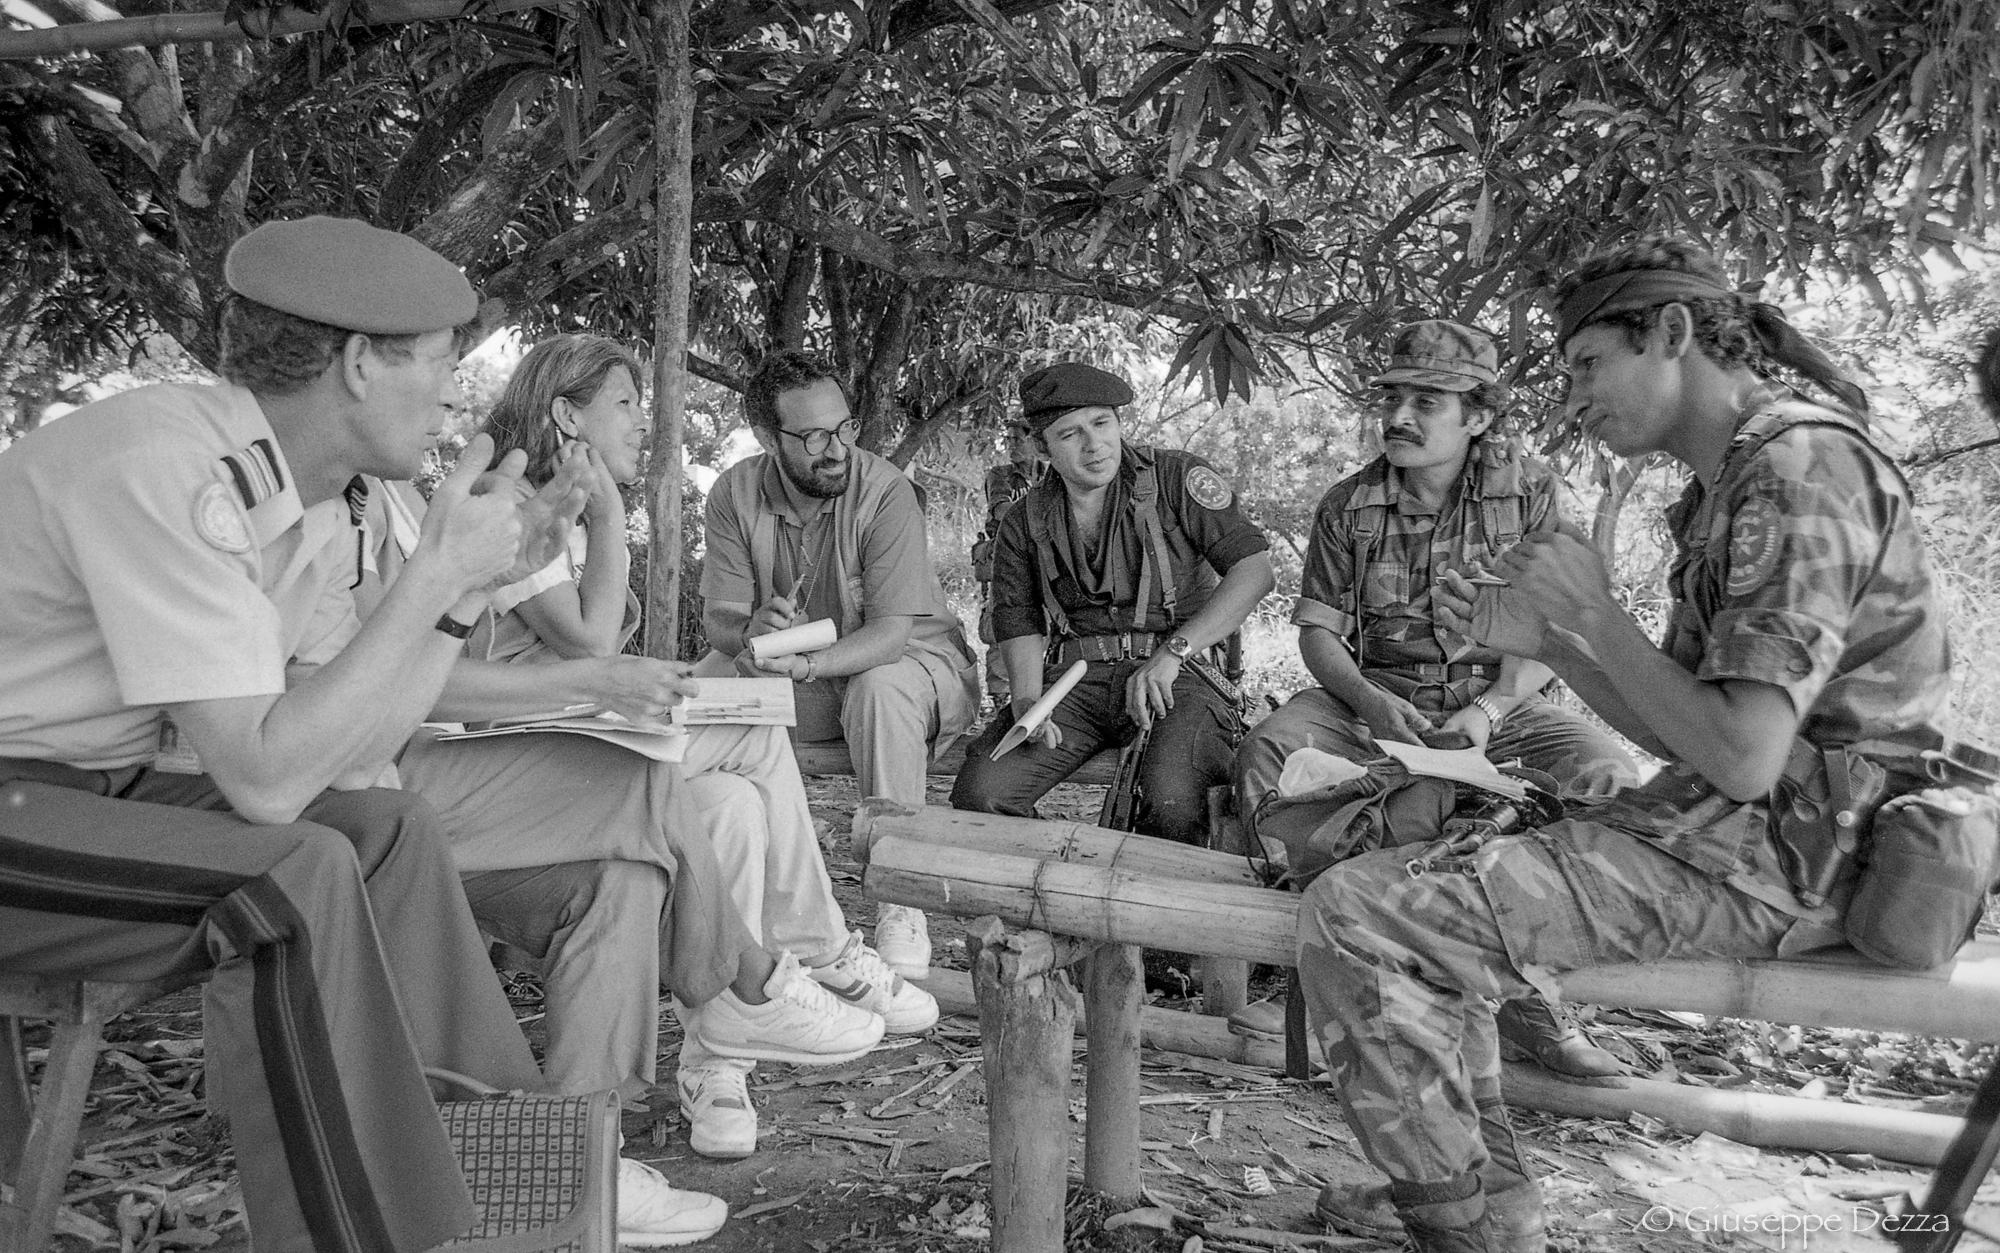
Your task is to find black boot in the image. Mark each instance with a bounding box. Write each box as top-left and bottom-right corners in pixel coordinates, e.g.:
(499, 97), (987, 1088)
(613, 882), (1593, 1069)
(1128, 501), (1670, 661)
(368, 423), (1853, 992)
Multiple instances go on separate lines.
(1495, 995), (1624, 1079)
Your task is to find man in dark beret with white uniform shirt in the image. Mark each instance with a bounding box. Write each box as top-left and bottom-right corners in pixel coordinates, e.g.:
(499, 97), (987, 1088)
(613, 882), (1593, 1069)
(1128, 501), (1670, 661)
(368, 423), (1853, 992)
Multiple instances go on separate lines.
(0, 216), (726, 1250)
(950, 362), (1274, 845)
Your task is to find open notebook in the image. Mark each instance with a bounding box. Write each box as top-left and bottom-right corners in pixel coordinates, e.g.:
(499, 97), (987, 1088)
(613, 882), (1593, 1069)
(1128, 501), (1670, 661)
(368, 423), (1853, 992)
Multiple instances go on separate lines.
(1376, 739), (1530, 801)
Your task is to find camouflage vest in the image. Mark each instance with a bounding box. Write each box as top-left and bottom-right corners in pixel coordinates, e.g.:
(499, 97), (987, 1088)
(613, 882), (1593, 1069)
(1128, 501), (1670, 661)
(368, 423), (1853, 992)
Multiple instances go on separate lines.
(1342, 457), (1526, 669)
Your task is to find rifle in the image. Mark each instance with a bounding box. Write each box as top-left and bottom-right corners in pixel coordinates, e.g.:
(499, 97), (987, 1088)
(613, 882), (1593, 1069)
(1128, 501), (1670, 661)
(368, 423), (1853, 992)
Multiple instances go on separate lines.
(1098, 725), (1151, 832)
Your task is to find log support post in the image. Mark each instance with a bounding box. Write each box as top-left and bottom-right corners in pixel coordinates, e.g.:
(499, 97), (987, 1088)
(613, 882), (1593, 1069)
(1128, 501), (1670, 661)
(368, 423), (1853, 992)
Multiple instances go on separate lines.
(965, 917), (1080, 1253)
(1083, 942), (1143, 1204)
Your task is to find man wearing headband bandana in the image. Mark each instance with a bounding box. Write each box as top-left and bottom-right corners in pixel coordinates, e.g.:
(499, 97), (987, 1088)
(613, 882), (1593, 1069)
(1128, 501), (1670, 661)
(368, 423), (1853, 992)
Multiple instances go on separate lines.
(1292, 236), (1951, 1252)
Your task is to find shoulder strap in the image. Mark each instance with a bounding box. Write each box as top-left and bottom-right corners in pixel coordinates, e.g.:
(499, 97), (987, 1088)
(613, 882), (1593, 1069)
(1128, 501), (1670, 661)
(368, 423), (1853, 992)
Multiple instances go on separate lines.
(1346, 498), (1387, 669)
(1720, 401), (1901, 498)
(1024, 486), (1074, 639)
(1130, 460), (1176, 630)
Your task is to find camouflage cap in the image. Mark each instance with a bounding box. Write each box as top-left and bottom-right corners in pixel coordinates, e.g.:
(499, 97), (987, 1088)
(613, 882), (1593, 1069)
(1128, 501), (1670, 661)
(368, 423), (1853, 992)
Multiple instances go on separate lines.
(1370, 320), (1499, 393)
(1019, 362), (1135, 433)
(224, 216), (477, 335)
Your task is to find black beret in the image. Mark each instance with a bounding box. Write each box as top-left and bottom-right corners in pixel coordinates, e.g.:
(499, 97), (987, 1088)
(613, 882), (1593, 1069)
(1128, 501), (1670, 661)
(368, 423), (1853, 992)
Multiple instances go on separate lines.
(1019, 362), (1135, 432)
(224, 216), (477, 335)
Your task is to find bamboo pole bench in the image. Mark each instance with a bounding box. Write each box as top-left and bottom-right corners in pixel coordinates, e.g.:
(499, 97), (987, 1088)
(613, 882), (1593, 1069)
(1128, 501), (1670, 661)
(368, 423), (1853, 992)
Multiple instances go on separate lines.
(853, 803), (2000, 1252)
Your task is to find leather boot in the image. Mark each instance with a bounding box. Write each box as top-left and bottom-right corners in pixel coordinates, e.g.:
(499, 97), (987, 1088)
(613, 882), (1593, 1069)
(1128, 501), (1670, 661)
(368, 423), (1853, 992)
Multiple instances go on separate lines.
(1317, 1179), (1544, 1252)
(1394, 1186), (1549, 1253)
(1495, 995), (1624, 1079)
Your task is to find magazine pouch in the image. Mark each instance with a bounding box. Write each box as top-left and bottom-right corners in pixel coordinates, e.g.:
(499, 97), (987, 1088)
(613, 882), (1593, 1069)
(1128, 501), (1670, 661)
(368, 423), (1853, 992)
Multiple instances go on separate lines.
(1846, 787), (2000, 969)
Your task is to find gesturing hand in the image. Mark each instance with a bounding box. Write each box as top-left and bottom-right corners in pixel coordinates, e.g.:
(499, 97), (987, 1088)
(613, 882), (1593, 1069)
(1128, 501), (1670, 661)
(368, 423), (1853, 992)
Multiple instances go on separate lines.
(1435, 568), (1551, 659)
(421, 433), (523, 597)
(746, 595), (799, 641)
(500, 447), (592, 584)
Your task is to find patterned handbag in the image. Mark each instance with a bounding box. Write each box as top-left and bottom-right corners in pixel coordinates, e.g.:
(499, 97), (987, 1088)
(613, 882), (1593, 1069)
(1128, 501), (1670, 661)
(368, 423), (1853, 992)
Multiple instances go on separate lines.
(425, 1068), (618, 1253)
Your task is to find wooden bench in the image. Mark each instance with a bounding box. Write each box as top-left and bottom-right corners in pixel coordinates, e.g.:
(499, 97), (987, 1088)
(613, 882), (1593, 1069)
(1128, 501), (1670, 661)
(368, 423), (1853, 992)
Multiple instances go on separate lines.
(854, 803), (2000, 1251)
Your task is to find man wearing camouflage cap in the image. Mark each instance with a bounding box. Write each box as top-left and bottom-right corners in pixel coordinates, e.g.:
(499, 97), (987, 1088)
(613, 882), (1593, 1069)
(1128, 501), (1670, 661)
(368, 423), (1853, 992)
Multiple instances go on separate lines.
(0, 217), (725, 1249)
(950, 362), (1273, 848)
(1230, 319), (1636, 1086)
(1295, 241), (1953, 1251)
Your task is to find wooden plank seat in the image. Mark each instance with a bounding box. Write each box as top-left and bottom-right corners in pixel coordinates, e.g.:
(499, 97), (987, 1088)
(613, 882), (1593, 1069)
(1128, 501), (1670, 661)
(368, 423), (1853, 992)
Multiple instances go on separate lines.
(854, 803), (2000, 1248)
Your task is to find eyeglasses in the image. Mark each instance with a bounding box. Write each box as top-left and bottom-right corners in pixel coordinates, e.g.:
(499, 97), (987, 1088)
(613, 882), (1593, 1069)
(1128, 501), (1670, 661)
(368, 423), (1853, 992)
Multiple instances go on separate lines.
(777, 418), (861, 457)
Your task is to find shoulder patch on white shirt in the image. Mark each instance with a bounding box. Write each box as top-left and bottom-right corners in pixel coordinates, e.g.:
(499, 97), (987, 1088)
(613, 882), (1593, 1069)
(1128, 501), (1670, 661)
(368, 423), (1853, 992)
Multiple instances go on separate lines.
(193, 481), (252, 553)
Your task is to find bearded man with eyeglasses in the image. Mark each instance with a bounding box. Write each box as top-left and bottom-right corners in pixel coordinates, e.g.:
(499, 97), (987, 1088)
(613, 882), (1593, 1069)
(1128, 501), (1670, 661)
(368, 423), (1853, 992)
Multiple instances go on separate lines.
(697, 350), (982, 984)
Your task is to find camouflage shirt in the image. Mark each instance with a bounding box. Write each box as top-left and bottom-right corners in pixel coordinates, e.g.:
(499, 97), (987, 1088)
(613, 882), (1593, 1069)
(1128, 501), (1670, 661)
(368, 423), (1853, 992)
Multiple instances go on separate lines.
(1594, 392), (1953, 911)
(1294, 436), (1570, 674)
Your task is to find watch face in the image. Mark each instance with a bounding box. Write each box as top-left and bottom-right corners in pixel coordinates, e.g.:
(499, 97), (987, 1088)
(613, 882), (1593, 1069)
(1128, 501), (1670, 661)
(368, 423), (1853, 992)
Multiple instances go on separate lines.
(1168, 636), (1192, 658)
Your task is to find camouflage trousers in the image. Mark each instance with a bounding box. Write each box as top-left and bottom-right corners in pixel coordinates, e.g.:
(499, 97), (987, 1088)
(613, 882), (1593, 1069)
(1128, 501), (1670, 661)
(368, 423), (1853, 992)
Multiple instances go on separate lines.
(1235, 686), (1637, 853)
(1296, 817), (1811, 1191)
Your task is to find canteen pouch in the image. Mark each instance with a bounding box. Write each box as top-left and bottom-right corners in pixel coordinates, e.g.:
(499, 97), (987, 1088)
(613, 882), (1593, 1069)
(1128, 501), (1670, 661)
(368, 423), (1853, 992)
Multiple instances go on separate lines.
(1768, 741), (1890, 908)
(1845, 787), (2000, 970)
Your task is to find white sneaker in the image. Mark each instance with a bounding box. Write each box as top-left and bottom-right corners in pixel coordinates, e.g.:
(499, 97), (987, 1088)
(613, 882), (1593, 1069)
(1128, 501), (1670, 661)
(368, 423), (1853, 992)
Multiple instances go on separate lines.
(809, 930), (939, 1035)
(874, 903), (932, 981)
(677, 1064), (756, 1159)
(693, 951), (883, 1064)
(616, 1157), (726, 1247)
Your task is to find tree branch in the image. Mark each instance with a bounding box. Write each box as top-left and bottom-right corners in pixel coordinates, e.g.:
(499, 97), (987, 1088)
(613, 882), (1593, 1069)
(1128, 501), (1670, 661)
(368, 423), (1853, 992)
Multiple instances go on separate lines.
(379, 62), (535, 230)
(412, 112), (568, 265)
(22, 111), (208, 360)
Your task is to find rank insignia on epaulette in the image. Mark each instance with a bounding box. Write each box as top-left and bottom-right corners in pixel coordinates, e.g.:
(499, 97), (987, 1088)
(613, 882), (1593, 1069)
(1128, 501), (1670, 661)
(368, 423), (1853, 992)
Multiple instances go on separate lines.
(1185, 465), (1234, 511)
(193, 482), (252, 552)
(219, 438), (287, 510)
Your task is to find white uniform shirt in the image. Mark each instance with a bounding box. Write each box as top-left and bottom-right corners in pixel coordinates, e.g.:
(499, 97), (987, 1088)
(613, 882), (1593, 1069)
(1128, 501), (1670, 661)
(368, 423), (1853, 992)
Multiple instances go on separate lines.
(0, 383), (361, 769)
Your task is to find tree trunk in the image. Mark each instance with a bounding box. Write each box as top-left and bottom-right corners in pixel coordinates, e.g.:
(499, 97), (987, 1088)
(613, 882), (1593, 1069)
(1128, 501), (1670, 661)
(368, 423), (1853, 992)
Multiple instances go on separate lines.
(644, 0), (693, 660)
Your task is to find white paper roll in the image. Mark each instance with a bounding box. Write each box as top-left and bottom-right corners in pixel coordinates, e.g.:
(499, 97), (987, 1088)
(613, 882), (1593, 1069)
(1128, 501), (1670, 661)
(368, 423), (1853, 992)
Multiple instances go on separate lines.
(749, 617), (838, 662)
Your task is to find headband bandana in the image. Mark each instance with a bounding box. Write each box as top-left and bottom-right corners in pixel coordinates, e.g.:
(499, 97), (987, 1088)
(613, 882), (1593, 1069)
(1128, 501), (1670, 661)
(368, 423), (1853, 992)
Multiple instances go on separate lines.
(1553, 268), (1737, 347)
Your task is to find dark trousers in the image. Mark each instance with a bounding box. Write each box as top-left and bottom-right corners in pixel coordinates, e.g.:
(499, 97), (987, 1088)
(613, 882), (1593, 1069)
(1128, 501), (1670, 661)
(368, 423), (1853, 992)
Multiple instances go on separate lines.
(950, 658), (1237, 845)
(0, 771), (544, 1253)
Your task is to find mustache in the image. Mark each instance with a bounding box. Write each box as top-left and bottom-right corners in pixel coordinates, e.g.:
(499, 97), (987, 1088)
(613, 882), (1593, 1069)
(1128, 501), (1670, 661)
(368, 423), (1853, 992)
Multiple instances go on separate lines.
(1383, 426), (1422, 443)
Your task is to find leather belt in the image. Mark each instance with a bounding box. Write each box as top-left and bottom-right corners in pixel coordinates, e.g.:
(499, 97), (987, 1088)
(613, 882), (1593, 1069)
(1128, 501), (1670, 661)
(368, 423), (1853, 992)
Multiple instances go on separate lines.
(1056, 632), (1160, 665)
(1382, 662), (1496, 683)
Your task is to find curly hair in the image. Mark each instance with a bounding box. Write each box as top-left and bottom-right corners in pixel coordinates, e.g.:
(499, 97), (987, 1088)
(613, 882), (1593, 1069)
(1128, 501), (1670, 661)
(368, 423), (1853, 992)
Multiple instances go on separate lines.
(1463, 378), (1514, 435)
(744, 350), (843, 435)
(483, 334), (645, 484)
(1555, 234), (1866, 413)
(217, 295), (421, 395)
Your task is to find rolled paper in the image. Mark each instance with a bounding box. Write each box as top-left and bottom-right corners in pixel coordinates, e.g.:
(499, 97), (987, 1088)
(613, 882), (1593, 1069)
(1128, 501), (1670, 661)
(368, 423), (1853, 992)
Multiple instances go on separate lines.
(990, 659), (1089, 761)
(750, 617), (838, 662)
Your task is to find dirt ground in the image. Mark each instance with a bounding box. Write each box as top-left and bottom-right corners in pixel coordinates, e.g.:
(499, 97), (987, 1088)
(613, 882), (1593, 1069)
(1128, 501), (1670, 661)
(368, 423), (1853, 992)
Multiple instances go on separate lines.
(27, 772), (2000, 1252)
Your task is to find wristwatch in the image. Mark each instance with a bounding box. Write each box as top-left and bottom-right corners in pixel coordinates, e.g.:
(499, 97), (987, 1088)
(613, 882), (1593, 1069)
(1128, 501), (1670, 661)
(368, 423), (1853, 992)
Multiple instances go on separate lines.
(1164, 635), (1194, 660)
(1472, 694), (1505, 727)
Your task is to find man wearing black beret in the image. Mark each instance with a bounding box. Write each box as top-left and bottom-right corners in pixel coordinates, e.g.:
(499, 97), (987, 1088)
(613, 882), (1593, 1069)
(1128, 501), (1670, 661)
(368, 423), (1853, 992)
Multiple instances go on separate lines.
(950, 362), (1274, 849)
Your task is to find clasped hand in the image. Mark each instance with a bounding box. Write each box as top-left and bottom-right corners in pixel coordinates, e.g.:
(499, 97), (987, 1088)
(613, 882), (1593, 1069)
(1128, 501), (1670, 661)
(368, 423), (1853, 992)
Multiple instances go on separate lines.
(1434, 531), (1611, 661)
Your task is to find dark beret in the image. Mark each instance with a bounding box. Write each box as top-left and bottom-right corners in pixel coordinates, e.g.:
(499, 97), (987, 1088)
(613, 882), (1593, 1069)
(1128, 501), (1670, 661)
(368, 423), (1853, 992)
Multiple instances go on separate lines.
(1019, 362), (1135, 432)
(224, 216), (477, 335)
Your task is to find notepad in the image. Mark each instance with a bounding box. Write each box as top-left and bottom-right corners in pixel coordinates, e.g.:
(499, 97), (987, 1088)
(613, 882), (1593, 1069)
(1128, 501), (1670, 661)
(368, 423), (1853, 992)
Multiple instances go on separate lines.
(671, 678), (797, 727)
(1375, 739), (1529, 800)
(434, 714), (688, 763)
